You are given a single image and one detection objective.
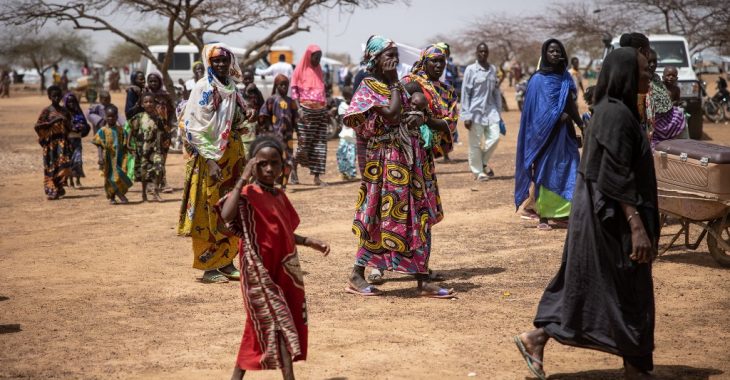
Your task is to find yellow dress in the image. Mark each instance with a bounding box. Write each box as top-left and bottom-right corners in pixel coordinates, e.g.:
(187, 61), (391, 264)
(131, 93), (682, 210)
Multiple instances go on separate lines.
(177, 111), (246, 271)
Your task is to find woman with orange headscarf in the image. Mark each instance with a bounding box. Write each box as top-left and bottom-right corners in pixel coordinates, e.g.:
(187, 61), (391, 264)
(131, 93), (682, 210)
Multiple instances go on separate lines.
(178, 43), (248, 284)
(290, 44), (328, 186)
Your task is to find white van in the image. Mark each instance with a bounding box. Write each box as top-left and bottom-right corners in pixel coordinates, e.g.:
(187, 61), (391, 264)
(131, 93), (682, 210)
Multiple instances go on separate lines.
(605, 35), (703, 139)
(140, 44), (274, 94)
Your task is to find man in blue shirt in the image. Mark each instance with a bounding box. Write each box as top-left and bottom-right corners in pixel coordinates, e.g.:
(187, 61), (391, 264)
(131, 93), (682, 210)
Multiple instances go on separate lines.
(461, 42), (503, 181)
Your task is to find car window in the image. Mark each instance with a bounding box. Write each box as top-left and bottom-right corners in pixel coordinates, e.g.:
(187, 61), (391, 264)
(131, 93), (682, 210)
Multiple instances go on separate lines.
(156, 53), (192, 70)
(651, 41), (688, 68)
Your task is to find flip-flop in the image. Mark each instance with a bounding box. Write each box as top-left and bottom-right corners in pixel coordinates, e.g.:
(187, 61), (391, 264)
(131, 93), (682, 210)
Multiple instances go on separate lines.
(537, 223), (552, 231)
(201, 272), (229, 284)
(344, 284), (382, 297)
(552, 220), (569, 229)
(418, 287), (456, 299)
(218, 268), (241, 281)
(513, 335), (546, 380)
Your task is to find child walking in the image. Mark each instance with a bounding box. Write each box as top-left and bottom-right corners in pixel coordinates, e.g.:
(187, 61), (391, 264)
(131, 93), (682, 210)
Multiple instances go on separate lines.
(336, 87), (357, 180)
(92, 104), (132, 204)
(217, 135), (330, 380)
(125, 92), (165, 202)
(34, 85), (73, 200)
(63, 93), (91, 188)
(259, 74), (298, 188)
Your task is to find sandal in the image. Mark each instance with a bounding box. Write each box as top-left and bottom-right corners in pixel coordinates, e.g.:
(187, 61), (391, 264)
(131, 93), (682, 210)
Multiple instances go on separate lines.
(344, 284), (382, 297)
(418, 286), (456, 299)
(201, 271), (229, 284)
(513, 335), (546, 380)
(218, 268), (241, 281)
(537, 223), (552, 231)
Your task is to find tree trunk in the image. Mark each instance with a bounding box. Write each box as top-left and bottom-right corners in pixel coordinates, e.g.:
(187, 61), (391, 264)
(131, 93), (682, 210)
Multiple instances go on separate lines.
(38, 72), (46, 93)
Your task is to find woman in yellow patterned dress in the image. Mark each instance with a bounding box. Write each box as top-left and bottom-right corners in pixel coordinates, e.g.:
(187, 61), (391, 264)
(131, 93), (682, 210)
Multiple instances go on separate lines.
(178, 43), (248, 283)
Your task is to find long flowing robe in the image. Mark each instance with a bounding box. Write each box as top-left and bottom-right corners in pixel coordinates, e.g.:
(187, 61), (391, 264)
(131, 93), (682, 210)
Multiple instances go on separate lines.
(34, 105), (73, 198)
(344, 76), (443, 274)
(92, 123), (132, 198)
(534, 47), (658, 372)
(215, 185), (307, 370)
(514, 70), (579, 218)
(178, 42), (247, 271)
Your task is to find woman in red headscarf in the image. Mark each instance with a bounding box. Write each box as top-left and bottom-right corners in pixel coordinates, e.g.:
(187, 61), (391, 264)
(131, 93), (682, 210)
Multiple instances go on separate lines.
(290, 44), (328, 186)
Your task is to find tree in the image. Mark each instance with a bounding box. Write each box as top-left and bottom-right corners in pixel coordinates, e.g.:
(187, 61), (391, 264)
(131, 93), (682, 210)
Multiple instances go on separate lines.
(0, 0), (401, 101)
(104, 26), (172, 68)
(0, 26), (88, 92)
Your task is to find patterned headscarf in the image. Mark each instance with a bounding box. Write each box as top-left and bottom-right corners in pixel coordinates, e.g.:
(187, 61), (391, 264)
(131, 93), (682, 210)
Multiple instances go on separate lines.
(205, 44), (243, 83)
(62, 92), (89, 133)
(362, 35), (396, 72)
(410, 43), (449, 76)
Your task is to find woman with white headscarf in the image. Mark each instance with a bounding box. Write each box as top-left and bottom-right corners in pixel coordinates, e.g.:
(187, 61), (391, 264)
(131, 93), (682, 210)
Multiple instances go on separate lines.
(178, 43), (249, 284)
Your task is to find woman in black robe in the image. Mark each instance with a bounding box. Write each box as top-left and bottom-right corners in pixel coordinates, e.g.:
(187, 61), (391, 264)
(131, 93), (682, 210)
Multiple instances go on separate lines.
(513, 47), (658, 380)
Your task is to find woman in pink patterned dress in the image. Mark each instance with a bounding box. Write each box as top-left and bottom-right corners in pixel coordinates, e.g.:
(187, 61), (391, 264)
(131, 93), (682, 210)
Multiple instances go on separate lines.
(343, 35), (455, 299)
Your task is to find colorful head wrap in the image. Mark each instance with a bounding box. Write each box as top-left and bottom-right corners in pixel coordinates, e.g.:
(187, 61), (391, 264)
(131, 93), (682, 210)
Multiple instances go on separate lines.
(362, 35), (396, 72)
(411, 43), (449, 76)
(204, 43), (243, 83)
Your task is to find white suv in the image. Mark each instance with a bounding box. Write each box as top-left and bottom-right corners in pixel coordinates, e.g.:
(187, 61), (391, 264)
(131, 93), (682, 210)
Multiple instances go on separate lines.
(605, 35), (703, 139)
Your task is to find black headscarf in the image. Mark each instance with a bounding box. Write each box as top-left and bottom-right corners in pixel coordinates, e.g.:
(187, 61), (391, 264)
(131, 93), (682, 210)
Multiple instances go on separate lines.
(619, 32), (650, 51)
(538, 38), (568, 74)
(593, 47), (640, 120)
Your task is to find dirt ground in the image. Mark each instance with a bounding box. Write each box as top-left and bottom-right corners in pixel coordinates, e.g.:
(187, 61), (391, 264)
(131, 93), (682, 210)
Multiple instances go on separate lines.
(1, 84), (729, 380)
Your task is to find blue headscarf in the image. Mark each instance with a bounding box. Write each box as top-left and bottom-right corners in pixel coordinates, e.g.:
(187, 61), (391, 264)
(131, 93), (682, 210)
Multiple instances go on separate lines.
(362, 35), (396, 72)
(514, 39), (579, 209)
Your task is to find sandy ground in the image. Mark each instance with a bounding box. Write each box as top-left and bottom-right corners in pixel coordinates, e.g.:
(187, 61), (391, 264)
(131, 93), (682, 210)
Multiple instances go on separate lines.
(1, 85), (729, 380)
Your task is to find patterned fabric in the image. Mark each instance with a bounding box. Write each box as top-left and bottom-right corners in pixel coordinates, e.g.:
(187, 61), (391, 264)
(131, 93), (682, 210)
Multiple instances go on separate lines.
(214, 184), (307, 370)
(34, 105), (72, 198)
(295, 106), (328, 175)
(290, 44), (326, 107)
(336, 139), (357, 178)
(92, 123), (132, 198)
(361, 35), (396, 72)
(177, 130), (244, 271)
(125, 112), (164, 183)
(182, 42), (246, 161)
(259, 94), (297, 171)
(650, 106), (686, 149)
(344, 76), (443, 274)
(63, 93), (90, 178)
(646, 75), (672, 123)
(402, 46), (459, 158)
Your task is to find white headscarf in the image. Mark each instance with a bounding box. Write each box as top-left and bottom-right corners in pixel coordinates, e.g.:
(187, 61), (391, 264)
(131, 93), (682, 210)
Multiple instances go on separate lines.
(182, 42), (244, 161)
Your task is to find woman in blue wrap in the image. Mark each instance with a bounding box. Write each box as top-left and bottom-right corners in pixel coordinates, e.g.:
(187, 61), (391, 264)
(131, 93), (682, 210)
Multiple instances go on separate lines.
(515, 39), (583, 230)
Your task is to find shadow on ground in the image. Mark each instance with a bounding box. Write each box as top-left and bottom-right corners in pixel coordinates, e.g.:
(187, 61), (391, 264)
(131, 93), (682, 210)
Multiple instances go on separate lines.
(547, 364), (723, 379)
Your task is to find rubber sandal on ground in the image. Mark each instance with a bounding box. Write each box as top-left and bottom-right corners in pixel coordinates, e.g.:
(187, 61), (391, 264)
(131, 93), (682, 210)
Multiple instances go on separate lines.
(201, 272), (229, 284)
(344, 284), (382, 296)
(513, 335), (546, 380)
(520, 209), (539, 220)
(537, 223), (552, 231)
(418, 287), (456, 299)
(218, 268), (241, 281)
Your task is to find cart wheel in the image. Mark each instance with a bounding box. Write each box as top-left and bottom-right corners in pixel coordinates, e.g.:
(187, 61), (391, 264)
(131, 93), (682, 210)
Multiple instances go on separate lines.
(707, 218), (730, 267)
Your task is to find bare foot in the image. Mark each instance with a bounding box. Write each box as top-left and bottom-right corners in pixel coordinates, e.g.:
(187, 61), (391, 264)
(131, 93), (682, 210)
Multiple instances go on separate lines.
(230, 365), (245, 380)
(313, 175), (327, 187)
(151, 192), (162, 202)
(348, 266), (370, 290)
(117, 194), (129, 204)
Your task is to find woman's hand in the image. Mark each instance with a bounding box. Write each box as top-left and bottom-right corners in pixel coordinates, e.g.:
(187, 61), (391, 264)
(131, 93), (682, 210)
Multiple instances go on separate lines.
(305, 237), (330, 256)
(629, 221), (655, 264)
(207, 159), (222, 183)
(383, 59), (399, 84)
